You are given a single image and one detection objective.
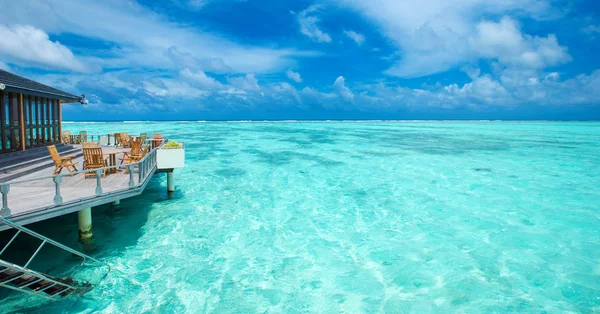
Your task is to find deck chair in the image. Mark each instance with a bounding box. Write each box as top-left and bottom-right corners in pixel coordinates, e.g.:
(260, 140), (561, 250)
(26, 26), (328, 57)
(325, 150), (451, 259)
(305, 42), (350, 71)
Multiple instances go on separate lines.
(79, 131), (88, 143)
(115, 133), (123, 148)
(83, 147), (107, 178)
(132, 144), (149, 163)
(120, 140), (142, 165)
(120, 132), (130, 148)
(152, 132), (163, 148)
(48, 145), (79, 175)
(123, 144), (150, 173)
(62, 130), (71, 144)
(82, 142), (100, 148)
(139, 132), (148, 143)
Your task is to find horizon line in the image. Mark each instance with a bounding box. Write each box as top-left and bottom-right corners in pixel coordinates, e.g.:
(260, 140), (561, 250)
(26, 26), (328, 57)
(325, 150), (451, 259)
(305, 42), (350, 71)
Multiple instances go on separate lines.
(62, 119), (600, 123)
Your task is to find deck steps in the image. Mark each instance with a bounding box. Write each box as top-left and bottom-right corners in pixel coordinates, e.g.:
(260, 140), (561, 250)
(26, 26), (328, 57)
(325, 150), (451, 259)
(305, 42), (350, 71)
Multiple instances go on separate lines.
(0, 144), (77, 170)
(0, 264), (89, 298)
(0, 145), (82, 183)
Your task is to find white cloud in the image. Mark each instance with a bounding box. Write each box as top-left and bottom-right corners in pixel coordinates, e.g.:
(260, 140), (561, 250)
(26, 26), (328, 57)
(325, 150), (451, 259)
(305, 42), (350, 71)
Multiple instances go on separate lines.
(333, 76), (355, 103)
(180, 69), (224, 90)
(3, 0), (596, 115)
(1, 0), (314, 74)
(0, 24), (88, 72)
(170, 0), (248, 11)
(46, 65), (600, 117)
(265, 82), (304, 107)
(444, 75), (511, 104)
(582, 25), (600, 40)
(165, 46), (233, 74)
(227, 74), (260, 91)
(286, 69), (303, 83)
(0, 61), (11, 72)
(172, 0), (210, 10)
(297, 5), (332, 43)
(343, 30), (365, 45)
(334, 0), (568, 78)
(471, 17), (570, 69)
(366, 69), (600, 110)
(582, 25), (600, 34)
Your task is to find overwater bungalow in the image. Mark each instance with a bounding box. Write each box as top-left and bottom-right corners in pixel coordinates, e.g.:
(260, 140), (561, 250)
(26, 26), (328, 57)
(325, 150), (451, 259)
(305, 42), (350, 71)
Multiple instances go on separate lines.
(0, 70), (184, 299)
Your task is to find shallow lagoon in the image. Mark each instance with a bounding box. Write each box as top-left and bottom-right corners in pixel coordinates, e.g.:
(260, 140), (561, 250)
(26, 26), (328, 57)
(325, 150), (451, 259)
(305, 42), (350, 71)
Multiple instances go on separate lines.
(1, 121), (599, 313)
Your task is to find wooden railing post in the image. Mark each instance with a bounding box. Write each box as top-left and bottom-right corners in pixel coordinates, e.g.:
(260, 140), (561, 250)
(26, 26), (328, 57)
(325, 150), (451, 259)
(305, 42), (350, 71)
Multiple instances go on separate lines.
(144, 159), (148, 178)
(129, 165), (135, 187)
(107, 133), (111, 146)
(0, 184), (10, 217)
(53, 176), (63, 205)
(95, 170), (103, 195)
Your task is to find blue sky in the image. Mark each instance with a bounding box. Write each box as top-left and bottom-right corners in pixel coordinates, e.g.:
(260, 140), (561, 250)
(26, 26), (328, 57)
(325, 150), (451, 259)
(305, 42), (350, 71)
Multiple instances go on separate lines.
(0, 0), (599, 120)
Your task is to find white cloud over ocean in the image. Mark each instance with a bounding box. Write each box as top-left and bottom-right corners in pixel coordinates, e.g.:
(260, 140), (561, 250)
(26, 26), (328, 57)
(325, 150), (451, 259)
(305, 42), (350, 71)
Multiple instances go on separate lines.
(0, 0), (598, 119)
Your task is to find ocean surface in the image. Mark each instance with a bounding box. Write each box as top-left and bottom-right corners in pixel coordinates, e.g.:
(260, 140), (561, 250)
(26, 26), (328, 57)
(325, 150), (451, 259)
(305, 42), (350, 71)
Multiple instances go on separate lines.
(1, 121), (599, 313)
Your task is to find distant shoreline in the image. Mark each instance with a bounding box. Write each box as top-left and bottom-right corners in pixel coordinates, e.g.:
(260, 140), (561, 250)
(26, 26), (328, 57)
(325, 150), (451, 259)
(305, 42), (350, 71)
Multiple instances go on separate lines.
(62, 119), (600, 123)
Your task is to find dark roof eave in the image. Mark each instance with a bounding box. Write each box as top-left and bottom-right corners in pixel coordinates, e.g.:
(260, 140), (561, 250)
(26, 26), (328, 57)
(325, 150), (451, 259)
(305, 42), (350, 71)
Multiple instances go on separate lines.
(2, 86), (82, 103)
(0, 69), (82, 102)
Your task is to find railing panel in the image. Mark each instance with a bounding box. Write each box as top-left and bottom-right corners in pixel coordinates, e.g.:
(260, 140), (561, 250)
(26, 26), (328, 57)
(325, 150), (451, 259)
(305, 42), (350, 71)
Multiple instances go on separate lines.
(1, 184), (10, 217)
(70, 132), (153, 146)
(128, 165), (135, 188)
(53, 176), (62, 205)
(5, 181), (55, 215)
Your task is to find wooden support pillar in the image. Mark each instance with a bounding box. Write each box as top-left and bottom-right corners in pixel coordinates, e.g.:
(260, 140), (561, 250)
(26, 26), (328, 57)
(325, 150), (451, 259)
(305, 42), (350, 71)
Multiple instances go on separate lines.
(78, 208), (93, 241)
(19, 94), (25, 151)
(58, 100), (62, 143)
(167, 171), (175, 192)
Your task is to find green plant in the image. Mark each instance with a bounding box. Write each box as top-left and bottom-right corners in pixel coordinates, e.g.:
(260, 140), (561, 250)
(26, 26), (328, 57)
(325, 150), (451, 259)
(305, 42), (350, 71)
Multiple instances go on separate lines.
(163, 141), (182, 149)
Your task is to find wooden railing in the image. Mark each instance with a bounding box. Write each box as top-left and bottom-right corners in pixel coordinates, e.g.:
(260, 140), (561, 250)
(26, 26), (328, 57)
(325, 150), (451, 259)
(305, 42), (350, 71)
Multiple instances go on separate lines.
(65, 132), (159, 147)
(0, 139), (166, 218)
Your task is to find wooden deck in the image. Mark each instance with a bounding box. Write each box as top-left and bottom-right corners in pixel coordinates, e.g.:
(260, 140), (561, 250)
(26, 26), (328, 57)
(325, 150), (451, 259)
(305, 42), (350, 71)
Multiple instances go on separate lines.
(1, 144), (159, 231)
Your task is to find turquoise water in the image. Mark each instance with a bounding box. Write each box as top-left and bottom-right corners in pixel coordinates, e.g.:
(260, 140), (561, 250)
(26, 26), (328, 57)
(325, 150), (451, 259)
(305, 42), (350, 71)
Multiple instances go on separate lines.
(1, 121), (600, 313)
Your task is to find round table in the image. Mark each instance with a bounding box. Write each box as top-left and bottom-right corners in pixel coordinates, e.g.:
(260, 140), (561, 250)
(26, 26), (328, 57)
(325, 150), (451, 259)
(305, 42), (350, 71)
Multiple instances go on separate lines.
(103, 150), (122, 174)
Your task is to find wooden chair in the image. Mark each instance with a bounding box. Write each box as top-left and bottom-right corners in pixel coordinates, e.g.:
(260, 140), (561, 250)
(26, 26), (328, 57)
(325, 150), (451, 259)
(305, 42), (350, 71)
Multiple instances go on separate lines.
(123, 145), (150, 173)
(82, 142), (100, 148)
(48, 145), (79, 175)
(79, 131), (88, 143)
(120, 132), (130, 148)
(135, 145), (150, 162)
(83, 147), (107, 178)
(115, 133), (122, 148)
(152, 132), (163, 148)
(120, 140), (142, 165)
(62, 131), (71, 144)
(139, 132), (148, 143)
